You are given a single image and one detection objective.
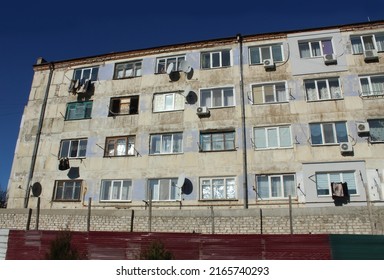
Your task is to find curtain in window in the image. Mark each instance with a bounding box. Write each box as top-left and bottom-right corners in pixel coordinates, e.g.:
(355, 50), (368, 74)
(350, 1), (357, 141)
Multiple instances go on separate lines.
(222, 50), (231, 67)
(376, 34), (384, 51)
(261, 47), (271, 60)
(60, 141), (70, 158)
(149, 180), (159, 200)
(264, 85), (275, 103)
(360, 78), (371, 95)
(329, 79), (341, 99)
(316, 173), (330, 195)
(79, 140), (87, 157)
(69, 140), (79, 157)
(305, 81), (317, 101)
(201, 134), (211, 151)
(342, 172), (357, 195)
(226, 179), (236, 199)
(250, 47), (261, 64)
(162, 135), (172, 153)
(212, 52), (220, 67)
(212, 89), (222, 107)
(224, 132), (235, 150)
(212, 134), (224, 150)
(223, 88), (234, 106)
(322, 40), (333, 55)
(101, 181), (111, 200)
(299, 43), (311, 58)
(121, 181), (131, 200)
(164, 94), (174, 110)
(310, 124), (322, 144)
(174, 94), (184, 110)
(371, 76), (384, 95)
(201, 179), (211, 199)
(283, 175), (296, 197)
(351, 37), (363, 54)
(276, 84), (287, 102)
(252, 86), (263, 104)
(271, 177), (282, 197)
(323, 123), (335, 143)
(116, 139), (126, 155)
(112, 181), (121, 200)
(150, 135), (161, 154)
(159, 180), (169, 200)
(317, 80), (329, 100)
(257, 177), (269, 198)
(201, 53), (210, 69)
(311, 42), (321, 57)
(335, 122), (348, 143)
(212, 179), (225, 199)
(200, 90), (211, 107)
(362, 35), (375, 50)
(272, 45), (283, 62)
(369, 119), (384, 142)
(153, 94), (165, 112)
(172, 133), (183, 153)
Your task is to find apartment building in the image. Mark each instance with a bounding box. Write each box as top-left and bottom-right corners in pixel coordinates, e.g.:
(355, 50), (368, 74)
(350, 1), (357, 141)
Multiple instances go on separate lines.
(6, 20), (384, 211)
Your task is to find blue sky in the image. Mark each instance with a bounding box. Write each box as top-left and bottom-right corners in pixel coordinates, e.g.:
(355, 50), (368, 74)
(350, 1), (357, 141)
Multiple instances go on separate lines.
(0, 1), (383, 193)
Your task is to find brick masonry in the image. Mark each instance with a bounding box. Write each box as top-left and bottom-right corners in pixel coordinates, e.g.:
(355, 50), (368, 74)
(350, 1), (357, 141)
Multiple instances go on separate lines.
(1, 206), (384, 235)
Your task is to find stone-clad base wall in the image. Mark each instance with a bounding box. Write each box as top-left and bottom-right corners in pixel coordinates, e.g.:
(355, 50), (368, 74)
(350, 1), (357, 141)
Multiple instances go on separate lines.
(1, 207), (384, 235)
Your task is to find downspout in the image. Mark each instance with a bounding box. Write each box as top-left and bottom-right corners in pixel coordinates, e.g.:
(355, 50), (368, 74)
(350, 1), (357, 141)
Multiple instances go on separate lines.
(237, 34), (249, 209)
(24, 61), (54, 208)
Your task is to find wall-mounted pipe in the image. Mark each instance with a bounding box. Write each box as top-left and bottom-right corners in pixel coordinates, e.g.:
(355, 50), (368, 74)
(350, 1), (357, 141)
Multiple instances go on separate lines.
(237, 34), (249, 209)
(24, 61), (54, 208)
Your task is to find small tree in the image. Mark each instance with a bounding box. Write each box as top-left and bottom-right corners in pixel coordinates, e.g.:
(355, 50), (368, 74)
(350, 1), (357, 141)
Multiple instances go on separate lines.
(0, 187), (7, 208)
(45, 231), (83, 260)
(140, 240), (173, 260)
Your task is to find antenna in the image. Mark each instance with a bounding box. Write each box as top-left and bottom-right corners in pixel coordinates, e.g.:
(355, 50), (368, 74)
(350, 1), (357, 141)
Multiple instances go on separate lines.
(166, 63), (174, 75)
(31, 182), (42, 197)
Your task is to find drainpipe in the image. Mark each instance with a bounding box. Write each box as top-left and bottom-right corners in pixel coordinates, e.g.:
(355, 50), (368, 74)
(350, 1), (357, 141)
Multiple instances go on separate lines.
(24, 60), (54, 208)
(237, 34), (249, 209)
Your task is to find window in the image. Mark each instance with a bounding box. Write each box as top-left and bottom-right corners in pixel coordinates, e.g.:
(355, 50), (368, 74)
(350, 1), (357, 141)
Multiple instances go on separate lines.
(310, 122), (348, 145)
(200, 131), (235, 152)
(73, 66), (99, 84)
(249, 44), (284, 64)
(53, 180), (82, 201)
(351, 34), (384, 54)
(100, 180), (132, 201)
(150, 133), (183, 154)
(153, 92), (184, 112)
(109, 96), (139, 116)
(256, 174), (296, 199)
(359, 75), (384, 97)
(368, 119), (384, 142)
(200, 87), (235, 108)
(316, 171), (357, 196)
(114, 61), (142, 79)
(305, 78), (342, 101)
(200, 177), (236, 200)
(105, 136), (135, 157)
(59, 139), (87, 158)
(254, 126), (292, 149)
(148, 178), (181, 201)
(201, 49), (231, 69)
(252, 82), (288, 104)
(156, 55), (186, 73)
(65, 101), (92, 120)
(299, 39), (334, 58)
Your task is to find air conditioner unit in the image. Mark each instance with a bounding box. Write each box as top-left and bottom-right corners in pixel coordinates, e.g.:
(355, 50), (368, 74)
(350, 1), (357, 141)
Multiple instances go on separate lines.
(263, 59), (275, 69)
(196, 106), (210, 116)
(357, 122), (370, 134)
(364, 49), (378, 62)
(340, 142), (353, 153)
(323, 54), (337, 65)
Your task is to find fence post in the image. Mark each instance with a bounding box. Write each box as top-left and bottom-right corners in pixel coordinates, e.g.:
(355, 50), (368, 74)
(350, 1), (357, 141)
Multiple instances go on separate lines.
(87, 197), (91, 232)
(35, 197), (40, 230)
(130, 209), (134, 232)
(289, 195), (293, 234)
(211, 206), (215, 234)
(26, 208), (32, 230)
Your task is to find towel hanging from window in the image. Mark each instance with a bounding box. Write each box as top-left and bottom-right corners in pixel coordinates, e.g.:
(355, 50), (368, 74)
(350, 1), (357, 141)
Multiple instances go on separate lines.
(58, 157), (70, 171)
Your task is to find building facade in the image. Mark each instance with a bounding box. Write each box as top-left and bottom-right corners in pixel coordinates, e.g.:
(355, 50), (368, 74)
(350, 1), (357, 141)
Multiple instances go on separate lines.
(6, 20), (384, 211)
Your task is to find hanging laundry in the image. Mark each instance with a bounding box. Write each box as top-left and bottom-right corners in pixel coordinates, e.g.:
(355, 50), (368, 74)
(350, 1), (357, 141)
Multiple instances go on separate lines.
(58, 157), (70, 171)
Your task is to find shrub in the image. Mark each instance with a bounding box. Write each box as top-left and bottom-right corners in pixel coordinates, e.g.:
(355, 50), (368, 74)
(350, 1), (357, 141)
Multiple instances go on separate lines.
(45, 231), (82, 260)
(140, 240), (173, 260)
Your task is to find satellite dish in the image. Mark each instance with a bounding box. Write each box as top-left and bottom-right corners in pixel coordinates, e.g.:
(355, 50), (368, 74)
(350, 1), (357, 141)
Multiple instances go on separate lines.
(182, 85), (191, 97)
(166, 63), (174, 75)
(186, 91), (198, 104)
(180, 60), (192, 73)
(31, 182), (42, 197)
(177, 173), (186, 189)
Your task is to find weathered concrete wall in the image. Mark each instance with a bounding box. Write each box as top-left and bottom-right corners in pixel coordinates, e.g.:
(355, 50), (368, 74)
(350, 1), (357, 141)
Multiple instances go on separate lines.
(1, 207), (383, 235)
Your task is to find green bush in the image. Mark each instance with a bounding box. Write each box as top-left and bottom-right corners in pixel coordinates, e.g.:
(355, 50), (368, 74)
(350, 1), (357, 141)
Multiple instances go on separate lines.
(45, 231), (83, 260)
(140, 240), (173, 260)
